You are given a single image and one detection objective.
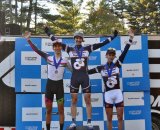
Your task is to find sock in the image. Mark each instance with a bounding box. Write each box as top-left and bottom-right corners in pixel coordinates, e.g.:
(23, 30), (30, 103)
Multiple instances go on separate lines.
(60, 123), (64, 130)
(87, 119), (91, 124)
(46, 124), (50, 130)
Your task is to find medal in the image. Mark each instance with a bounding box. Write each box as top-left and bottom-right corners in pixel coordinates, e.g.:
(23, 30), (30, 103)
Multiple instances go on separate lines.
(75, 46), (84, 62)
(105, 62), (114, 77)
(53, 56), (62, 74)
(55, 70), (58, 74)
(79, 60), (82, 64)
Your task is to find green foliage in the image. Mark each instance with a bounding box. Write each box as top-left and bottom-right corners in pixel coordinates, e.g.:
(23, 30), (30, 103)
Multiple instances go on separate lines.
(45, 0), (83, 35)
(112, 0), (160, 34)
(1, 0), (159, 35)
(81, 0), (126, 35)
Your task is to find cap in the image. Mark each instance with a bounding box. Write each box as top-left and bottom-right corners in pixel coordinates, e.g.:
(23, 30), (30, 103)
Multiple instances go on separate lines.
(106, 48), (116, 55)
(74, 31), (84, 42)
(52, 40), (62, 46)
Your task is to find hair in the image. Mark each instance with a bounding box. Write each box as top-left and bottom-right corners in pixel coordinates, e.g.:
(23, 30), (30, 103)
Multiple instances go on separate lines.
(52, 41), (62, 47)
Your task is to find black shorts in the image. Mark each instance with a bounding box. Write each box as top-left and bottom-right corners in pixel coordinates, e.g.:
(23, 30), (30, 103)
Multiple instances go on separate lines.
(45, 79), (64, 104)
(70, 72), (91, 93)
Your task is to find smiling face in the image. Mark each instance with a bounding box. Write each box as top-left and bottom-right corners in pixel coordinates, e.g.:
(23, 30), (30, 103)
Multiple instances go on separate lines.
(106, 53), (116, 63)
(52, 44), (62, 55)
(74, 36), (83, 45)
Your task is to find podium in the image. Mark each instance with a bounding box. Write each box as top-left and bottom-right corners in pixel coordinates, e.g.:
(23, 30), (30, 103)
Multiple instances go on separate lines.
(66, 125), (100, 130)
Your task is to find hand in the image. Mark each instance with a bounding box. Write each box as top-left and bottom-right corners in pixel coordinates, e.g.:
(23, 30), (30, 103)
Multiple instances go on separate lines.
(43, 24), (48, 29)
(128, 29), (134, 40)
(22, 31), (31, 40)
(113, 30), (118, 37)
(44, 24), (50, 33)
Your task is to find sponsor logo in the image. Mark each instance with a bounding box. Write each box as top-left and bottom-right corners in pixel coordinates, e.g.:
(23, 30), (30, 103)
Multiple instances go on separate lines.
(89, 56), (97, 60)
(45, 42), (53, 46)
(21, 52), (41, 65)
(91, 98), (99, 102)
(25, 57), (37, 61)
(24, 84), (37, 87)
(25, 44), (37, 47)
(44, 111), (58, 116)
(128, 97), (144, 100)
(122, 63), (143, 78)
(129, 110), (142, 115)
(26, 112), (39, 116)
(52, 112), (59, 115)
(67, 112), (79, 116)
(50, 126), (58, 129)
(124, 92), (144, 106)
(21, 79), (41, 92)
(126, 69), (139, 72)
(127, 81), (140, 87)
(25, 126), (38, 130)
(22, 108), (42, 121)
(91, 84), (98, 87)
(126, 68), (139, 76)
(92, 112), (100, 116)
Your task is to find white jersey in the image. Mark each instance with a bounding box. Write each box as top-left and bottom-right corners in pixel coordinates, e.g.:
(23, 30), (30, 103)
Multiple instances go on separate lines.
(27, 40), (72, 81)
(47, 56), (71, 81)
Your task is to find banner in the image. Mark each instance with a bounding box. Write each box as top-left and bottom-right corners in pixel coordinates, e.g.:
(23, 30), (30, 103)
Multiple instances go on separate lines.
(15, 36), (151, 130)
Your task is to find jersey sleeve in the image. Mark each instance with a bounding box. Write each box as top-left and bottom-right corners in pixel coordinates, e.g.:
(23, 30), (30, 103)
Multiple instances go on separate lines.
(90, 35), (117, 52)
(27, 39), (49, 61)
(115, 39), (132, 67)
(44, 26), (73, 53)
(88, 66), (103, 74)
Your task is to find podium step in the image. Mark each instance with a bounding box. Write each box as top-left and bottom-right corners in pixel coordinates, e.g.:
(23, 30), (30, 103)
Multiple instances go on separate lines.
(66, 125), (100, 130)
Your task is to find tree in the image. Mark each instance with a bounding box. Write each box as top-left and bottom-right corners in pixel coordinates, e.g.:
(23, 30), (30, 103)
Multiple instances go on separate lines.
(44, 0), (83, 35)
(81, 0), (126, 35)
(113, 0), (160, 34)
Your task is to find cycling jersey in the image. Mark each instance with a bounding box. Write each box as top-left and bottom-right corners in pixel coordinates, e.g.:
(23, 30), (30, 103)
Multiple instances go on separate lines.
(44, 27), (117, 93)
(88, 43), (131, 91)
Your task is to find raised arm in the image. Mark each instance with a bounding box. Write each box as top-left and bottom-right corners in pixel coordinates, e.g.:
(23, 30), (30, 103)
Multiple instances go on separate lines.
(116, 29), (135, 66)
(91, 30), (118, 51)
(44, 25), (56, 41)
(23, 31), (49, 60)
(44, 26), (71, 52)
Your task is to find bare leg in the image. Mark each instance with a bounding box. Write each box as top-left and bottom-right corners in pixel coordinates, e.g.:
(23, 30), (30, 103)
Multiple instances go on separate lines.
(84, 93), (92, 120)
(116, 107), (124, 130)
(105, 107), (113, 130)
(58, 102), (64, 130)
(71, 93), (78, 120)
(45, 102), (52, 130)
